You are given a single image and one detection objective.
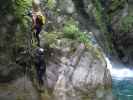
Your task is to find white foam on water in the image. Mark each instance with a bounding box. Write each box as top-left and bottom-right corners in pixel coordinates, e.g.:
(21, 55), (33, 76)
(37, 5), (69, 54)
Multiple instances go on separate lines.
(111, 68), (133, 78)
(105, 56), (112, 71)
(105, 56), (133, 79)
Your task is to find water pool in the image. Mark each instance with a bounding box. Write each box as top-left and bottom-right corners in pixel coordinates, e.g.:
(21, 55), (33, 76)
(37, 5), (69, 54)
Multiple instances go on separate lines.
(112, 77), (133, 100)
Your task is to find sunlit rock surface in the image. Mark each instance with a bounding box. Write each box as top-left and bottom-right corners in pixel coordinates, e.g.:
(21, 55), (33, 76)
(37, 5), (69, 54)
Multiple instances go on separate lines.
(50, 40), (112, 100)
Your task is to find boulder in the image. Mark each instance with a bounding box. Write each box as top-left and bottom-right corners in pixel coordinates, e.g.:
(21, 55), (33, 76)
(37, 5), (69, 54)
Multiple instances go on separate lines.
(53, 42), (112, 100)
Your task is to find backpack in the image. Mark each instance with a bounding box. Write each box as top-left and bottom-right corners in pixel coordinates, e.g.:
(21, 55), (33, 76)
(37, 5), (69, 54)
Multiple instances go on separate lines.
(36, 13), (46, 26)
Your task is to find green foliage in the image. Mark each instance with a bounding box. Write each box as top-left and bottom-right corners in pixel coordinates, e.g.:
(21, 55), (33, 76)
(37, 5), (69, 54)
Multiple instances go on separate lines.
(44, 0), (56, 9)
(92, 0), (107, 33)
(109, 0), (125, 12)
(43, 31), (63, 45)
(120, 15), (133, 32)
(63, 19), (91, 44)
(48, 0), (56, 9)
(92, 0), (113, 54)
(78, 32), (91, 43)
(15, 32), (26, 48)
(13, 0), (32, 31)
(10, 0), (33, 57)
(63, 20), (79, 39)
(108, 0), (126, 19)
(13, 0), (32, 16)
(0, 0), (32, 56)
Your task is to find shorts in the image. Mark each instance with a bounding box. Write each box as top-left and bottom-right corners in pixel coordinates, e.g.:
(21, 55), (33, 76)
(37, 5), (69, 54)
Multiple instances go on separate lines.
(35, 25), (42, 34)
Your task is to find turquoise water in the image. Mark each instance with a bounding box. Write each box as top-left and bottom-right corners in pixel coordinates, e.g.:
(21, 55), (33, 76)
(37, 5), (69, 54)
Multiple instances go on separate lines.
(105, 57), (133, 100)
(112, 77), (133, 100)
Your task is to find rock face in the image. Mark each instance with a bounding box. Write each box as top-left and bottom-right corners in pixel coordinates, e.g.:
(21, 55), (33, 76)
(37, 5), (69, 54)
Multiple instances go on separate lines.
(0, 38), (112, 100)
(0, 1), (113, 100)
(48, 41), (112, 100)
(109, 1), (133, 65)
(0, 76), (38, 100)
(71, 0), (133, 65)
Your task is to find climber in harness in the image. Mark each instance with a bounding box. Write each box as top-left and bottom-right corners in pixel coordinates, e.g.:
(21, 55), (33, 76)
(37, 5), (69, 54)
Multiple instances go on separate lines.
(29, 0), (46, 46)
(16, 47), (46, 89)
(34, 47), (46, 86)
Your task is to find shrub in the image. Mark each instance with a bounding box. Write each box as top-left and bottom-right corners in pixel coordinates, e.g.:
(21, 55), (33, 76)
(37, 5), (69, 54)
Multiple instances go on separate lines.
(120, 15), (133, 32)
(63, 19), (91, 44)
(63, 19), (79, 39)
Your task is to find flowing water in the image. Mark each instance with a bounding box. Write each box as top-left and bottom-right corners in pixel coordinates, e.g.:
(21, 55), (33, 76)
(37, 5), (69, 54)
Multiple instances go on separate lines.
(106, 57), (133, 100)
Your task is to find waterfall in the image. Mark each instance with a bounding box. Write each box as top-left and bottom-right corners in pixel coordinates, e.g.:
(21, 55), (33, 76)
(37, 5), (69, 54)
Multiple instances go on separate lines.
(105, 55), (133, 99)
(105, 56), (133, 79)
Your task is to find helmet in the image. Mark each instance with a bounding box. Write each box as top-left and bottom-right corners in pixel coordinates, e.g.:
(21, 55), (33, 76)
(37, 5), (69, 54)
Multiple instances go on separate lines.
(37, 48), (44, 55)
(39, 48), (44, 52)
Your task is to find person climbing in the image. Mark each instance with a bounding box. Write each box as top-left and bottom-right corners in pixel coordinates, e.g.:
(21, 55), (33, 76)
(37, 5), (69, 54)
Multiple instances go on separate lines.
(34, 47), (46, 87)
(31, 0), (46, 46)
